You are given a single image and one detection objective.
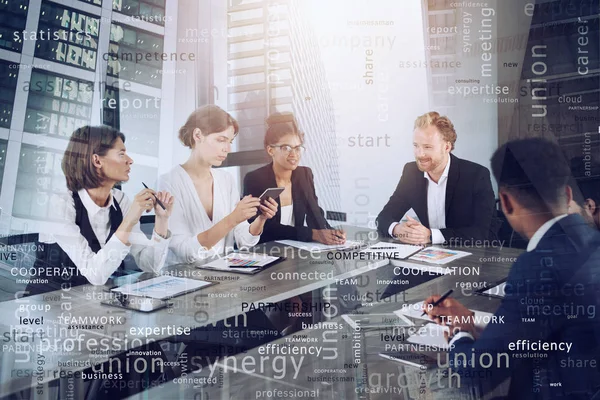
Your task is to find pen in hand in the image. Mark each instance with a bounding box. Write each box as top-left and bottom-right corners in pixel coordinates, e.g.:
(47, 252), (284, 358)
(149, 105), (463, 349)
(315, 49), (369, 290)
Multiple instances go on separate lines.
(142, 182), (166, 210)
(421, 289), (454, 316)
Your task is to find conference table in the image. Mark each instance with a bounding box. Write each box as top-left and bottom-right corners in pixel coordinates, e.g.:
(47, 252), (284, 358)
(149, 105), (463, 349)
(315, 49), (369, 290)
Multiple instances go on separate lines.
(0, 225), (522, 400)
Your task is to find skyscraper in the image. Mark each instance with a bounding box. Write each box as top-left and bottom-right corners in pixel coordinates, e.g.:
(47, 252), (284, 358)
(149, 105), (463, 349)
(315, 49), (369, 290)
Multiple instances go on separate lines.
(226, 0), (341, 217)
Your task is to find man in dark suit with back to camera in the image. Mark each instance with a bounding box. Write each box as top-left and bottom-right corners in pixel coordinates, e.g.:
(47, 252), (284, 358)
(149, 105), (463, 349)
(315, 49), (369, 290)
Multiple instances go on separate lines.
(424, 138), (600, 399)
(377, 111), (496, 245)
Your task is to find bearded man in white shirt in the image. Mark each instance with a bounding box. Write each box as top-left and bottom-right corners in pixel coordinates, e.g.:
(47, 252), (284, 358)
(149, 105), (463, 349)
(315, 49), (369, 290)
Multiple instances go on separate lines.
(376, 111), (496, 245)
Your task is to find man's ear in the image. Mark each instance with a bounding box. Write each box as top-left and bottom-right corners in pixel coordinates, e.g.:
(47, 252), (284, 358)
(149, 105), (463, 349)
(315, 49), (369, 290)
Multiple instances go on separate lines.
(499, 191), (514, 216)
(585, 198), (597, 214)
(565, 185), (573, 205)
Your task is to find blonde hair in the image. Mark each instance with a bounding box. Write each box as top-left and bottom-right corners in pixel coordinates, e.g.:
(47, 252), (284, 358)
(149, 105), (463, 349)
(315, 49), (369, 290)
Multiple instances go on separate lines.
(413, 111), (457, 150)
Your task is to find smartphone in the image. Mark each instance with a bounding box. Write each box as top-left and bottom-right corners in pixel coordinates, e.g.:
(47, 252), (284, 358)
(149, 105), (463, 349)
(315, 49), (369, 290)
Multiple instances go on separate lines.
(101, 293), (171, 313)
(258, 187), (285, 202)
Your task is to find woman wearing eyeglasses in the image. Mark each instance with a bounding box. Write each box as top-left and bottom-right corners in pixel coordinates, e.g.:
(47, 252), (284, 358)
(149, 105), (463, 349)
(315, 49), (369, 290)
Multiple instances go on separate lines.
(243, 112), (346, 244)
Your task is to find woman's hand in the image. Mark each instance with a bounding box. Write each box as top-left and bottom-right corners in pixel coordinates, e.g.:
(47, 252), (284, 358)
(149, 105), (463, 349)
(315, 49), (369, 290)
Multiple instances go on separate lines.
(123, 188), (156, 228)
(229, 195), (261, 225)
(257, 197), (278, 221)
(154, 191), (174, 220)
(153, 191), (174, 238)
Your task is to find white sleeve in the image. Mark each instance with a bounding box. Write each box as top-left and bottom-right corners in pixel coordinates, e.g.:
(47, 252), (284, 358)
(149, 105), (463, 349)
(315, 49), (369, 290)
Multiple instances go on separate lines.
(159, 178), (212, 264)
(430, 229), (446, 244)
(388, 222), (399, 237)
(48, 194), (130, 286)
(118, 192), (171, 274)
(230, 178), (260, 249)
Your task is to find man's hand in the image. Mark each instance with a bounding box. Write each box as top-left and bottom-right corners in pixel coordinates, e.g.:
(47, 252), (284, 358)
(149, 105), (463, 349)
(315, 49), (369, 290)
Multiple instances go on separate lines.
(392, 216), (431, 245)
(423, 295), (478, 341)
(312, 229), (346, 245)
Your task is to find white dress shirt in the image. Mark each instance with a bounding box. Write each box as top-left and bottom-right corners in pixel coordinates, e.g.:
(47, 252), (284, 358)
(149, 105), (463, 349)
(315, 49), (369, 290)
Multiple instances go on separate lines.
(526, 214), (568, 252)
(388, 156), (451, 244)
(39, 188), (171, 286)
(158, 166), (260, 264)
(448, 213), (569, 346)
(279, 204), (294, 227)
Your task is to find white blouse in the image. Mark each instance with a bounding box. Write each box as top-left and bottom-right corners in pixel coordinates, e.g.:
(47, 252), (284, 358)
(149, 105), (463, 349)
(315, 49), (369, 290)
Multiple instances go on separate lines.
(280, 204), (294, 227)
(159, 165), (260, 264)
(38, 188), (171, 286)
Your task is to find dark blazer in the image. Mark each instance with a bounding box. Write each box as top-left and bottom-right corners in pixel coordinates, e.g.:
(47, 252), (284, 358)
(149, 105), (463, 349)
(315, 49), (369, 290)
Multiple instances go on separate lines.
(243, 163), (330, 243)
(376, 153), (496, 242)
(449, 214), (600, 399)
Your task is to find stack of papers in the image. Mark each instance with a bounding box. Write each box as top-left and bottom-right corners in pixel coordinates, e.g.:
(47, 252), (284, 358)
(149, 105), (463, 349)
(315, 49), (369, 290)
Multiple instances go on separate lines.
(342, 313), (414, 330)
(481, 282), (507, 298)
(112, 276), (212, 300)
(361, 242), (423, 259)
(394, 301), (494, 329)
(276, 239), (363, 252)
(406, 323), (450, 350)
(408, 246), (471, 264)
(200, 252), (281, 273)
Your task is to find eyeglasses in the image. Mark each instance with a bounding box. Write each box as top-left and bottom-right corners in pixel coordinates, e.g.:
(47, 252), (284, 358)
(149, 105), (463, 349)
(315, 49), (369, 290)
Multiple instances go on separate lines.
(270, 145), (306, 155)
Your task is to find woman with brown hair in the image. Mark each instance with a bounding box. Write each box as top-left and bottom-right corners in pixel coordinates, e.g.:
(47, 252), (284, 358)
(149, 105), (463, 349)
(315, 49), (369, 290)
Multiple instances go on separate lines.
(159, 105), (278, 264)
(30, 125), (174, 294)
(243, 112), (345, 244)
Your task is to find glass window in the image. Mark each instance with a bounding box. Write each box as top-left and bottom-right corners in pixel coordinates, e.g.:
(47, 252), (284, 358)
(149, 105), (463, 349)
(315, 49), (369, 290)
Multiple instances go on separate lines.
(0, 60), (19, 129)
(35, 1), (100, 70)
(112, 0), (166, 26)
(103, 87), (161, 156)
(229, 8), (263, 22)
(13, 144), (66, 220)
(78, 0), (102, 5)
(0, 0), (29, 52)
(24, 69), (93, 138)
(0, 139), (6, 189)
(107, 23), (164, 88)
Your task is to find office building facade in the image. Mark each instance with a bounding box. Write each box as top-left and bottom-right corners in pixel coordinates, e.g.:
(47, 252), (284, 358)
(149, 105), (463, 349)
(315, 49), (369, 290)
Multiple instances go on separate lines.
(225, 0), (342, 217)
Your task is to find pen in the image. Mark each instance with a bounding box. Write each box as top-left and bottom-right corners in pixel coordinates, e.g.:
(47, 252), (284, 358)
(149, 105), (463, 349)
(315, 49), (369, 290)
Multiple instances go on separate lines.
(142, 182), (166, 210)
(333, 230), (346, 240)
(421, 289), (454, 316)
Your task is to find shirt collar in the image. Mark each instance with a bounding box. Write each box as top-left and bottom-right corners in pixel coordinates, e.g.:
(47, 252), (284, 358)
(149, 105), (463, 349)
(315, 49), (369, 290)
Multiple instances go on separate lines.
(526, 214), (568, 252)
(78, 188), (116, 216)
(424, 154), (451, 182)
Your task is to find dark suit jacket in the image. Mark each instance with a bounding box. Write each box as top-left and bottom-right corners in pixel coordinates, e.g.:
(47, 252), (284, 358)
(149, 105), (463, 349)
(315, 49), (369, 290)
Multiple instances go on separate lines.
(376, 153), (496, 242)
(243, 163), (330, 244)
(450, 214), (600, 399)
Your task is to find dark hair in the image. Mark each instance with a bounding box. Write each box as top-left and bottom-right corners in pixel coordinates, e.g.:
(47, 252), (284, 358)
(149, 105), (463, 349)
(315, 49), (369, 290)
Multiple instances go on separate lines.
(178, 105), (239, 149)
(264, 112), (304, 148)
(490, 138), (571, 211)
(62, 125), (125, 192)
(578, 177), (600, 204)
